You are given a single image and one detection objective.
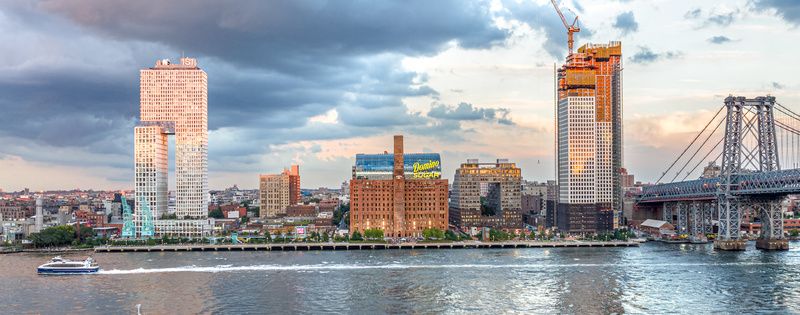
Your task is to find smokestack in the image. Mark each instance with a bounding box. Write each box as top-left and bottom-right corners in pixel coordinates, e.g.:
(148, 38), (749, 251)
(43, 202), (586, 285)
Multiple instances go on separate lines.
(393, 135), (404, 178)
(35, 197), (43, 233)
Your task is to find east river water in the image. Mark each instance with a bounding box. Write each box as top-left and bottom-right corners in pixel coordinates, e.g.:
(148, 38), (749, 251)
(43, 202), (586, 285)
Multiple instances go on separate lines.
(3, 242), (800, 314)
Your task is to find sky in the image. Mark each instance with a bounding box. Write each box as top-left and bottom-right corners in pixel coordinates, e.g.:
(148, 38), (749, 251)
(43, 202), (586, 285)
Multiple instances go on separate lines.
(0, 0), (799, 191)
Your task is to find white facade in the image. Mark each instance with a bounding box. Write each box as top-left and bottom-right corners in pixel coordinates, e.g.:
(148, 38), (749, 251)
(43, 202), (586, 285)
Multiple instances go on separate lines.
(595, 122), (613, 203)
(153, 219), (213, 238)
(135, 57), (208, 221)
(134, 125), (169, 217)
(558, 96), (613, 205)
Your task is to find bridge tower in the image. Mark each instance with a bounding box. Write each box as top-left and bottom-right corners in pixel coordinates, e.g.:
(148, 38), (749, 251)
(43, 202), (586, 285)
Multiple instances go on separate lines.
(715, 96), (787, 250)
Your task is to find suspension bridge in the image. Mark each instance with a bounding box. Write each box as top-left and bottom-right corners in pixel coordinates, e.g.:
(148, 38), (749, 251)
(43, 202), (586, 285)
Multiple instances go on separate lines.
(637, 96), (800, 250)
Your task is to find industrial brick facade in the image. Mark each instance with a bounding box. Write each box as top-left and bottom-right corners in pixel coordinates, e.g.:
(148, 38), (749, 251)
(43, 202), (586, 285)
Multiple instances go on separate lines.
(349, 136), (448, 238)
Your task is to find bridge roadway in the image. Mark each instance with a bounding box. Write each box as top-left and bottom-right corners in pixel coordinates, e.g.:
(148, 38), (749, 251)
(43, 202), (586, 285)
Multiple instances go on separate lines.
(94, 241), (639, 253)
(638, 168), (800, 203)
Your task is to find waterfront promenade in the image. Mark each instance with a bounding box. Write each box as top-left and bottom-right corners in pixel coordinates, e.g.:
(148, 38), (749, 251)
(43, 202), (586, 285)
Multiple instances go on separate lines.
(94, 241), (639, 253)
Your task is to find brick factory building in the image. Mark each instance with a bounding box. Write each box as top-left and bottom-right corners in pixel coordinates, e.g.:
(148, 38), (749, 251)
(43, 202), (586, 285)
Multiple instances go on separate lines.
(349, 135), (449, 238)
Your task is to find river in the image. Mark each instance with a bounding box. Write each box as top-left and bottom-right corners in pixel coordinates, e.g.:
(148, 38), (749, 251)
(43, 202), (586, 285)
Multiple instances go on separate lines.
(2, 242), (800, 314)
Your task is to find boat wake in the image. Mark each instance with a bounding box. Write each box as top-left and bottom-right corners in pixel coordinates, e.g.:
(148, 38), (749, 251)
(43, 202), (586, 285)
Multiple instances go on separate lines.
(97, 261), (798, 275)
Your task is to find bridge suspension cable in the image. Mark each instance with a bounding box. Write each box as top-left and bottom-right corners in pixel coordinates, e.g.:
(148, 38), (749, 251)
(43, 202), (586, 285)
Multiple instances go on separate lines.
(775, 103), (800, 169)
(681, 138), (724, 182)
(670, 116), (725, 182)
(655, 106), (724, 184)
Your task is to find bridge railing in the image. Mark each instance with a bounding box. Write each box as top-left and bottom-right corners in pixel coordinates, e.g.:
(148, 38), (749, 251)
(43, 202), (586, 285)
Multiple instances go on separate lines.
(638, 168), (800, 203)
(637, 178), (719, 203)
(737, 168), (800, 195)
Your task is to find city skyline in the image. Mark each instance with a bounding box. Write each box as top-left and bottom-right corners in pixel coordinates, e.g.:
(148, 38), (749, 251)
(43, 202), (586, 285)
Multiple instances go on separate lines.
(1, 1), (799, 191)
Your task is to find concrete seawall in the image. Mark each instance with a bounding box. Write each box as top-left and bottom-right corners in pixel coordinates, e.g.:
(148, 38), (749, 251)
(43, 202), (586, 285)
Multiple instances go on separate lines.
(94, 241), (639, 253)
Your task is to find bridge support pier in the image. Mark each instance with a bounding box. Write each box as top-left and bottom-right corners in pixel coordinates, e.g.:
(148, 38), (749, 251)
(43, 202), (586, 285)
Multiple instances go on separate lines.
(677, 203), (688, 234)
(703, 202), (714, 234)
(690, 202), (703, 236)
(756, 239), (789, 250)
(662, 203), (672, 224)
(755, 201), (788, 251)
(713, 240), (747, 251)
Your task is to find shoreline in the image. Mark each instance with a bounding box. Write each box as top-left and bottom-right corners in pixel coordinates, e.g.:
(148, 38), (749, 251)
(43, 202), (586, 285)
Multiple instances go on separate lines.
(92, 241), (640, 253)
(0, 247), (94, 255)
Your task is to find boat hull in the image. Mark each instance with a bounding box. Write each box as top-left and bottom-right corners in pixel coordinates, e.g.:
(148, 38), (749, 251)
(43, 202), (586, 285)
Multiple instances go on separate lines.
(37, 267), (100, 275)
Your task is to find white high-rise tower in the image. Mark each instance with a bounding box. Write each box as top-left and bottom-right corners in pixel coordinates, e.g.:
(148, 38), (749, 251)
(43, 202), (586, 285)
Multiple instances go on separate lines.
(135, 57), (208, 221)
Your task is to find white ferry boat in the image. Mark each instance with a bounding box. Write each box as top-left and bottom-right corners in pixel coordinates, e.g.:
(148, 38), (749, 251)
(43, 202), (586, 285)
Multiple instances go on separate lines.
(37, 256), (100, 275)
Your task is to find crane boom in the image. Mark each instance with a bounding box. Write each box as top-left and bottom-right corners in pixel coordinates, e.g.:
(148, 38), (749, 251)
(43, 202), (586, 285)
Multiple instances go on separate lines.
(549, 0), (581, 55)
(550, 0), (569, 28)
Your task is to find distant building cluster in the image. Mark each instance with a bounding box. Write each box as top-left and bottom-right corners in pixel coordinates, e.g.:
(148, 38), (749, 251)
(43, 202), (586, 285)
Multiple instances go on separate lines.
(259, 165), (300, 219)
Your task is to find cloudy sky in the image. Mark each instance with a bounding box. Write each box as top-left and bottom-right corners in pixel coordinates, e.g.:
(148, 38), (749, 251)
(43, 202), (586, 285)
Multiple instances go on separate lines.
(0, 0), (798, 191)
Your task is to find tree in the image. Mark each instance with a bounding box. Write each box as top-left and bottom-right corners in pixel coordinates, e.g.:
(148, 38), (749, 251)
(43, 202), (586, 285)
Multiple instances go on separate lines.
(351, 231), (364, 241)
(322, 232), (330, 242)
(363, 228), (384, 240)
(790, 229), (799, 237)
(445, 230), (459, 241)
(209, 207), (224, 219)
(265, 232), (272, 242)
(160, 213), (177, 220)
(423, 228), (445, 240)
(333, 203), (350, 227)
(29, 225), (76, 248)
(530, 231), (536, 240)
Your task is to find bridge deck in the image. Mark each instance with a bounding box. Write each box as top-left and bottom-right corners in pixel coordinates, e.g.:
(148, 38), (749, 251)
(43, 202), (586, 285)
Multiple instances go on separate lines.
(638, 168), (800, 203)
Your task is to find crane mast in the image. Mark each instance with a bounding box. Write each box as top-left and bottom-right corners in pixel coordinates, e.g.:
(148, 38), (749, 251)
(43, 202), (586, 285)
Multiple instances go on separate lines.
(549, 0), (581, 55)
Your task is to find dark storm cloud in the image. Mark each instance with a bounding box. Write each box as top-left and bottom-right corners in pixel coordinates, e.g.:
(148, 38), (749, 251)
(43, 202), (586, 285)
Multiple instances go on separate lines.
(629, 46), (683, 65)
(428, 103), (514, 125)
(752, 0), (800, 25)
(613, 11), (638, 35)
(0, 0), (512, 170)
(500, 0), (595, 60)
(708, 35), (733, 44)
(39, 0), (507, 71)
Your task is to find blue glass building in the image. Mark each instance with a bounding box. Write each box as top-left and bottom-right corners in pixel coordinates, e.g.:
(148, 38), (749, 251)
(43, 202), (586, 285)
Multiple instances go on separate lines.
(354, 153), (441, 179)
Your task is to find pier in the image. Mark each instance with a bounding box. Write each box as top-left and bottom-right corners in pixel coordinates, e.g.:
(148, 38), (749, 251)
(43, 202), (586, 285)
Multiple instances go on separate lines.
(94, 241), (639, 253)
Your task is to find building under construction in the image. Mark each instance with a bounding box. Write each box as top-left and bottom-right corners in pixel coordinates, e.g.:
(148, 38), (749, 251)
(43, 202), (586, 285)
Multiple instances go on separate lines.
(555, 42), (623, 234)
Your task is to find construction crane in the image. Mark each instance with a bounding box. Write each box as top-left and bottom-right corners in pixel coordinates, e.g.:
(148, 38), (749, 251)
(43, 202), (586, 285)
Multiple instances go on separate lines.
(549, 0), (581, 55)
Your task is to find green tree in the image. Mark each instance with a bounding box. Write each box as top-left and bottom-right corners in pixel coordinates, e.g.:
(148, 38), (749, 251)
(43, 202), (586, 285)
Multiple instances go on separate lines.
(423, 228), (445, 240)
(29, 225), (76, 248)
(351, 231), (364, 241)
(790, 229), (799, 237)
(363, 228), (384, 240)
(209, 206), (224, 219)
(444, 230), (459, 241)
(160, 213), (177, 220)
(530, 231), (536, 240)
(322, 232), (330, 242)
(333, 203), (350, 227)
